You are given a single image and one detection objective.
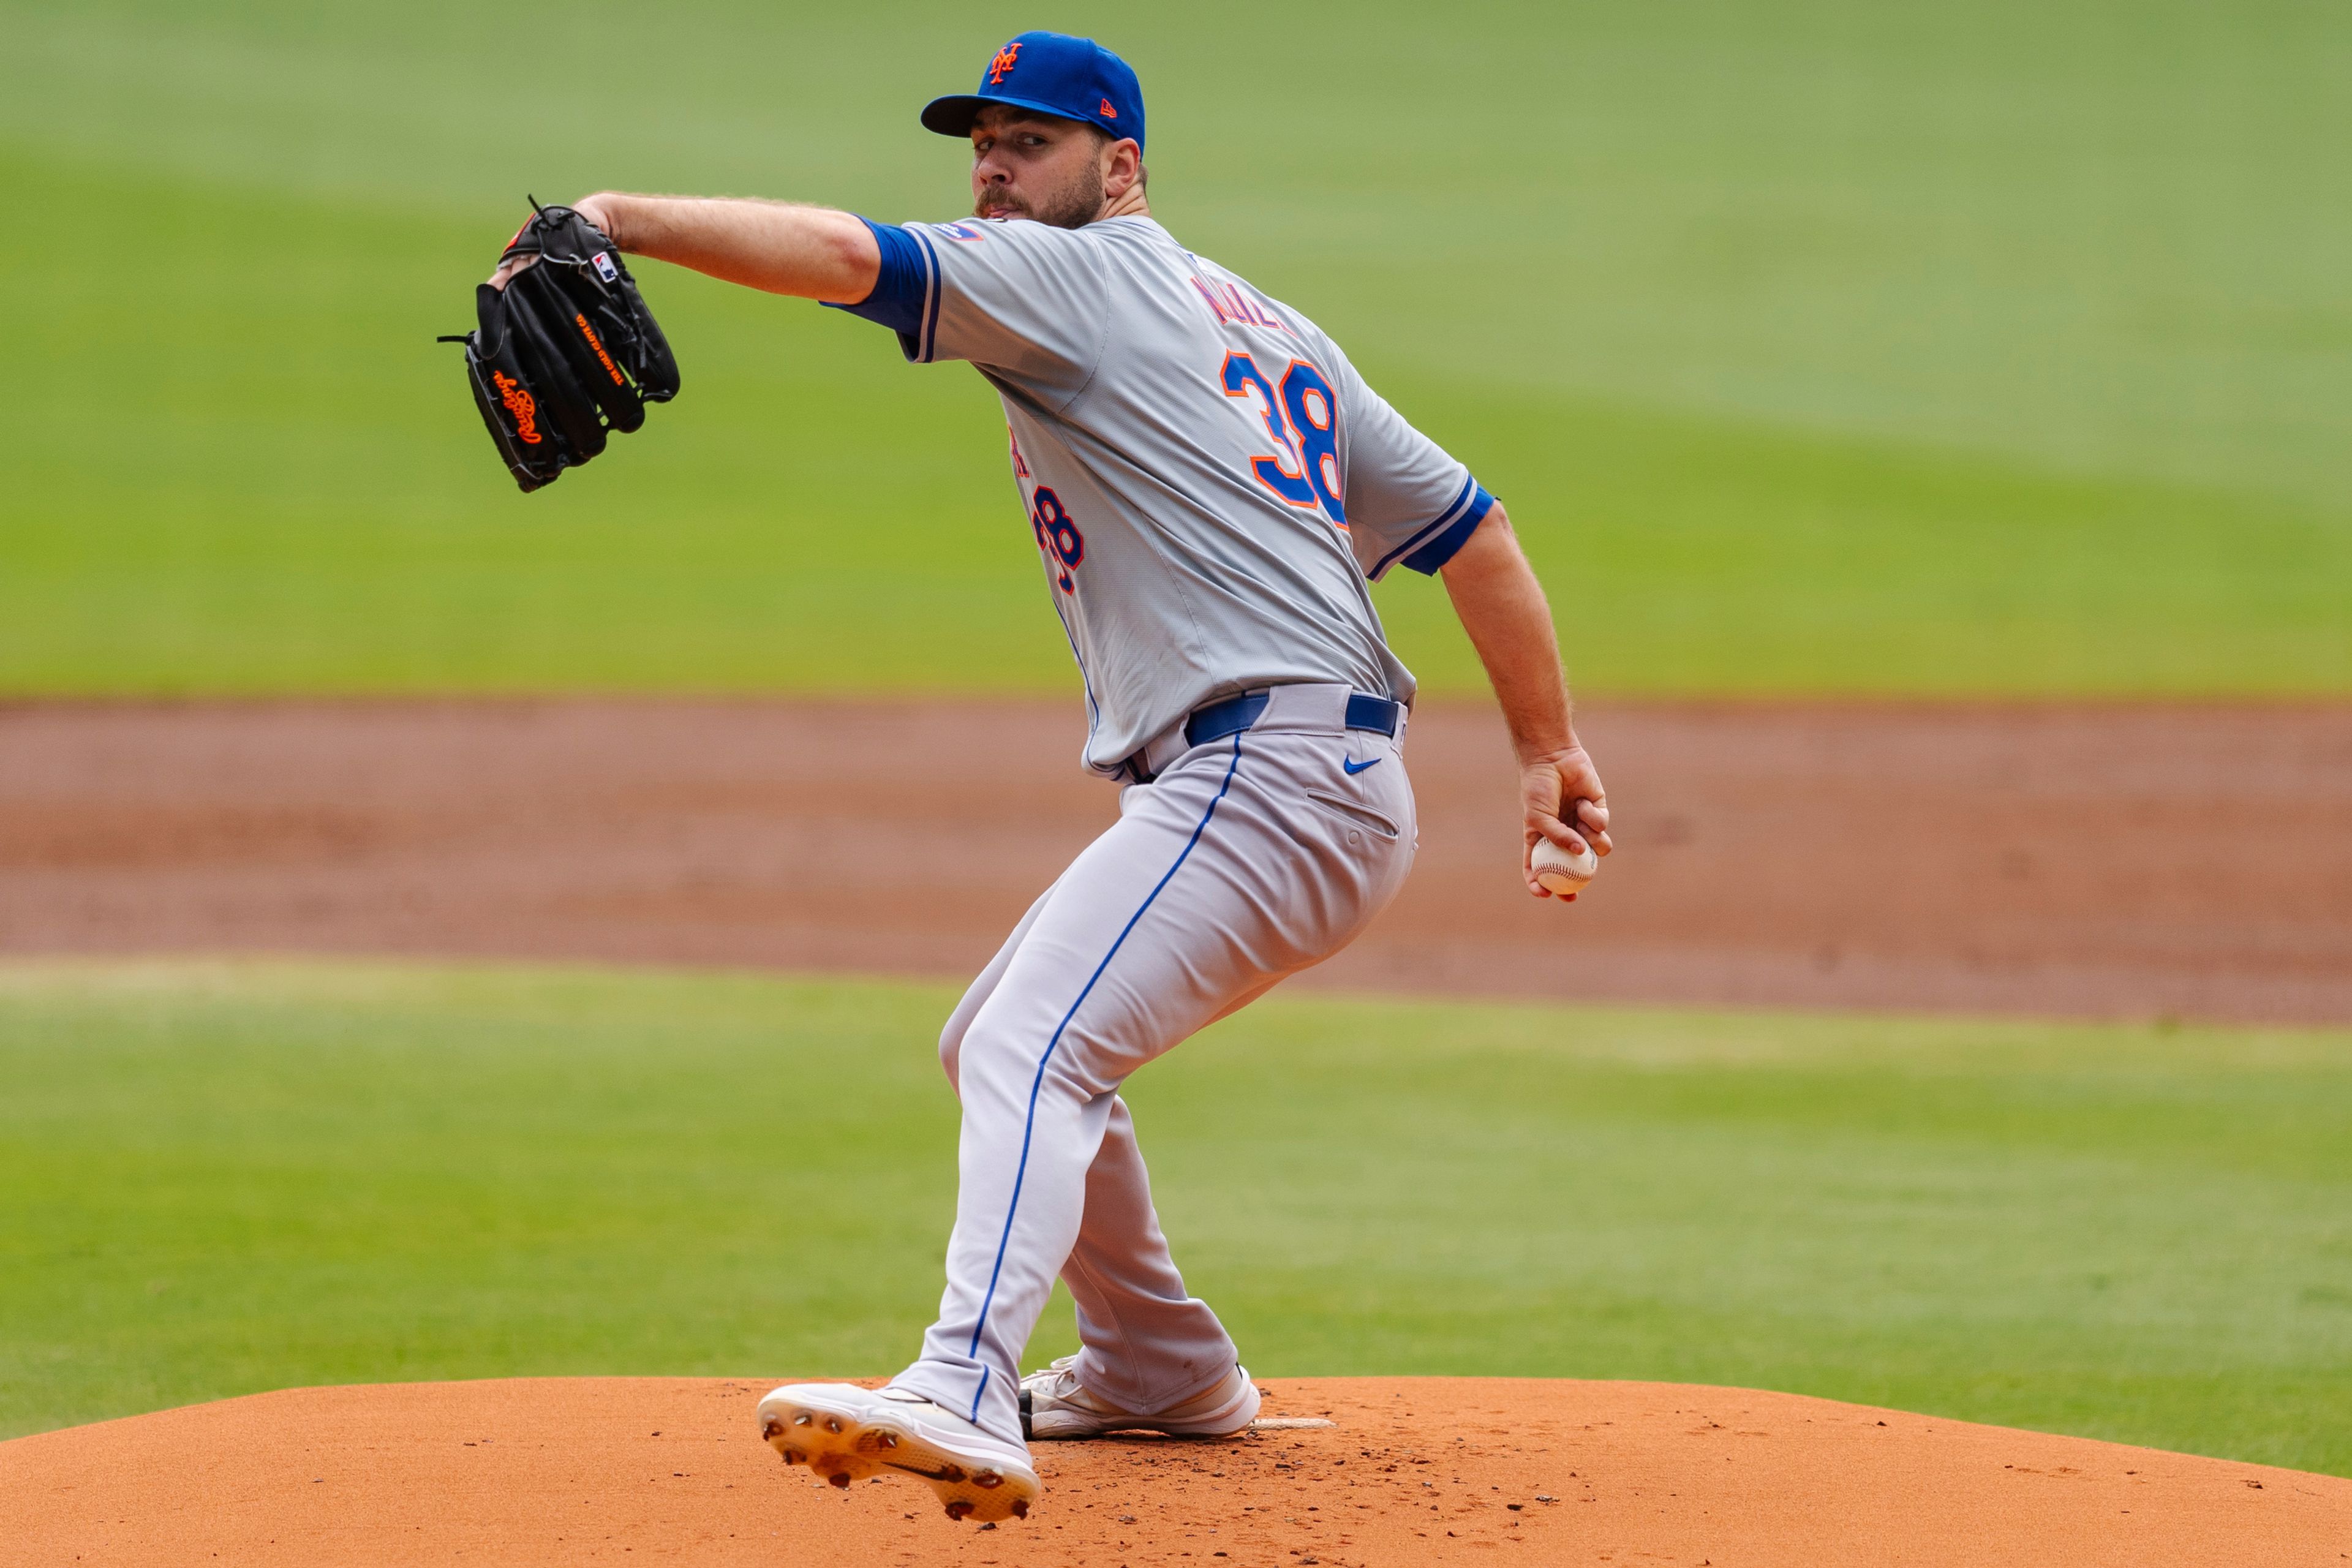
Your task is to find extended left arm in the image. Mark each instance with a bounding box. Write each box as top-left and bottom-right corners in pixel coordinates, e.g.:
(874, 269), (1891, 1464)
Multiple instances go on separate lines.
(1436, 504), (1611, 900)
(486, 193), (879, 303)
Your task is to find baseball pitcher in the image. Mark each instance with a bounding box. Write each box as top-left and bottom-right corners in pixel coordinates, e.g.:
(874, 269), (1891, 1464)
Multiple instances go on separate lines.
(494, 31), (1610, 1524)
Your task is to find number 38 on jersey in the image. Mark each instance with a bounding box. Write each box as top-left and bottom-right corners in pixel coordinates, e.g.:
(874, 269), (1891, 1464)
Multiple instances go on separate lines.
(1220, 353), (1345, 530)
(1031, 486), (1085, 594)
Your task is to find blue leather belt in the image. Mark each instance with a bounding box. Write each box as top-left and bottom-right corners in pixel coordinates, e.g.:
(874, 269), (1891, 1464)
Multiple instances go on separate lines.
(1183, 690), (1402, 747)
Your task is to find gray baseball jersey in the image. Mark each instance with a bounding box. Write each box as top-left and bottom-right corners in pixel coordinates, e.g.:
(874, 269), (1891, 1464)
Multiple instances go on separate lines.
(840, 214), (1494, 772)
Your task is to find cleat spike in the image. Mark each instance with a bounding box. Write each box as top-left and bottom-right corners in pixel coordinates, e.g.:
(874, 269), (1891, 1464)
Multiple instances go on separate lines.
(1010, 1498), (1029, 1519)
(828, 1472), (852, 1490)
(944, 1499), (976, 1521)
(793, 1413), (812, 1427)
(975, 1471), (1003, 1488)
(826, 1417), (844, 1434)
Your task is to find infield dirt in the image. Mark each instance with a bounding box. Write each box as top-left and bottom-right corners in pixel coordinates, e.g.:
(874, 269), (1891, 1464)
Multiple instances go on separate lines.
(6, 1376), (2344, 1566)
(2, 698), (2347, 1022)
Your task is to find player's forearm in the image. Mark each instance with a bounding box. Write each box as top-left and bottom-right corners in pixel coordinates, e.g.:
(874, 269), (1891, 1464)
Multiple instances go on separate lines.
(575, 193), (880, 304)
(1438, 507), (1577, 762)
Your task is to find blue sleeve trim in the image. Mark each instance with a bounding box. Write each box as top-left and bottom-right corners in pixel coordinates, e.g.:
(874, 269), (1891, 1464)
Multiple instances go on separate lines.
(1399, 484), (1496, 575)
(1368, 477), (1493, 580)
(820, 218), (931, 344)
(911, 227), (943, 363)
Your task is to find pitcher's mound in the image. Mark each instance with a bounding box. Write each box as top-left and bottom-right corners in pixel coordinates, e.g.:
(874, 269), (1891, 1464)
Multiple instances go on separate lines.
(6, 1377), (2343, 1566)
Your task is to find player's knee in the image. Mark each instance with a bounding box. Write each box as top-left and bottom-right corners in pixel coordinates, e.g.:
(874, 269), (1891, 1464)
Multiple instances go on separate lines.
(937, 1016), (965, 1090)
(956, 1009), (1058, 1095)
(944, 1005), (1034, 1094)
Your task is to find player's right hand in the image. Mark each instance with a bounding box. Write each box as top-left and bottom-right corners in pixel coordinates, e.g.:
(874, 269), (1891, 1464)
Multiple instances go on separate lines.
(1521, 741), (1610, 901)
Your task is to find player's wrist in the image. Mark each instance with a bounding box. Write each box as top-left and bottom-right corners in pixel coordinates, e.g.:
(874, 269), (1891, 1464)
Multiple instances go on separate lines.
(1516, 736), (1584, 771)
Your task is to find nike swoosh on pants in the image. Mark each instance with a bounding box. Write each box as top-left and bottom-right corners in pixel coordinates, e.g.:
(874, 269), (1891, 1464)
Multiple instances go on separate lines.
(1342, 756), (1382, 776)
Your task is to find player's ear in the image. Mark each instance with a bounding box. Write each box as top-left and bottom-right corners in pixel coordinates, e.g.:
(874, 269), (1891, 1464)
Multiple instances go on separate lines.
(1104, 137), (1145, 199)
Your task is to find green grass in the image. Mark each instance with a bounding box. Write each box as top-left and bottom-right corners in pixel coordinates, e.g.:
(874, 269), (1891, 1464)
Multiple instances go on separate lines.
(5, 960), (2349, 1476)
(3, 0), (2348, 696)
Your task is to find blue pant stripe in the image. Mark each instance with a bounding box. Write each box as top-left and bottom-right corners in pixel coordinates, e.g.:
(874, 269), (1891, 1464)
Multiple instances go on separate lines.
(968, 1364), (992, 1423)
(962, 733), (1249, 1374)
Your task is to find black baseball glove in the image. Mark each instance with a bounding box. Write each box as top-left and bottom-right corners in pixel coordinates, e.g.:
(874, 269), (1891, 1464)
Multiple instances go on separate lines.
(440, 201), (680, 492)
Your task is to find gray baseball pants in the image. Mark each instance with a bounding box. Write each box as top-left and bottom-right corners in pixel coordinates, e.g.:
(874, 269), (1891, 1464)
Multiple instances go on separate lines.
(888, 682), (1417, 1446)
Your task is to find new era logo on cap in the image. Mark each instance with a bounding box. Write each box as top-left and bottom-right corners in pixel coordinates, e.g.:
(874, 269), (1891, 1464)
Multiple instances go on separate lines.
(921, 31), (1146, 151)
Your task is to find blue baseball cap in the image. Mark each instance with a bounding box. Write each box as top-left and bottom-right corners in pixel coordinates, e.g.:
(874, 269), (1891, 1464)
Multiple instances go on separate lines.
(921, 31), (1145, 151)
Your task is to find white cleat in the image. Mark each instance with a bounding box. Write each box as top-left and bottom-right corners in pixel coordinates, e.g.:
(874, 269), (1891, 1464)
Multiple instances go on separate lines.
(756, 1382), (1039, 1523)
(1018, 1356), (1262, 1440)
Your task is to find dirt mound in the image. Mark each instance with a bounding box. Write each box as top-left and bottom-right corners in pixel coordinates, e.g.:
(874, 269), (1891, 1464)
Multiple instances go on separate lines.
(6, 1377), (2343, 1566)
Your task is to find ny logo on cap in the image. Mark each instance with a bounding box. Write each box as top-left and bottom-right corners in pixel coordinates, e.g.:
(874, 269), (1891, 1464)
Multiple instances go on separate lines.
(987, 42), (1021, 83)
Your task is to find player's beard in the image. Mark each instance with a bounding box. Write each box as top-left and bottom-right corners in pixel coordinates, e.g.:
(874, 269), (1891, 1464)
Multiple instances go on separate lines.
(977, 160), (1104, 230)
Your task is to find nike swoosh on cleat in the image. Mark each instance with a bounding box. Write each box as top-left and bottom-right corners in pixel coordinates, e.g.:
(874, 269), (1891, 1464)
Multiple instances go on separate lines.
(883, 1459), (971, 1482)
(1341, 756), (1382, 775)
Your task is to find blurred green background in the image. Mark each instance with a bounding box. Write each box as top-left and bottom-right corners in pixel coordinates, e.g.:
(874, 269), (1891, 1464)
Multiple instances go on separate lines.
(6, 0), (2347, 696)
(7, 963), (2349, 1474)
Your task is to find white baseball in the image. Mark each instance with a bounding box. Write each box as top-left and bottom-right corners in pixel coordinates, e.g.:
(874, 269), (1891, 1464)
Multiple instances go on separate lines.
(1531, 835), (1598, 897)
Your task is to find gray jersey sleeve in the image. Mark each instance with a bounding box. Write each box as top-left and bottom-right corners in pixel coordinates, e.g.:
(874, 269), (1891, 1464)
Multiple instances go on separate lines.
(1324, 345), (1495, 581)
(898, 219), (1109, 408)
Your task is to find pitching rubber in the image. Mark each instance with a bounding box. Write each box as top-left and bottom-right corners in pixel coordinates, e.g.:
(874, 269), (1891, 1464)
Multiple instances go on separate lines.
(756, 1385), (1039, 1524)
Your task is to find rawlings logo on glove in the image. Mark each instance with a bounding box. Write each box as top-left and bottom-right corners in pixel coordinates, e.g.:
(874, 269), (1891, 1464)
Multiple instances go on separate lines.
(491, 372), (542, 445)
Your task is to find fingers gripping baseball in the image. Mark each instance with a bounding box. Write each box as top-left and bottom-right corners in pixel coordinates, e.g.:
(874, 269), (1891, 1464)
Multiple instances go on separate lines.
(1522, 743), (1610, 902)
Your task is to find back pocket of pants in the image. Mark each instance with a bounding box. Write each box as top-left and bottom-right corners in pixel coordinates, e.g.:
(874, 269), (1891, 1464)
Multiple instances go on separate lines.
(1305, 789), (1401, 842)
